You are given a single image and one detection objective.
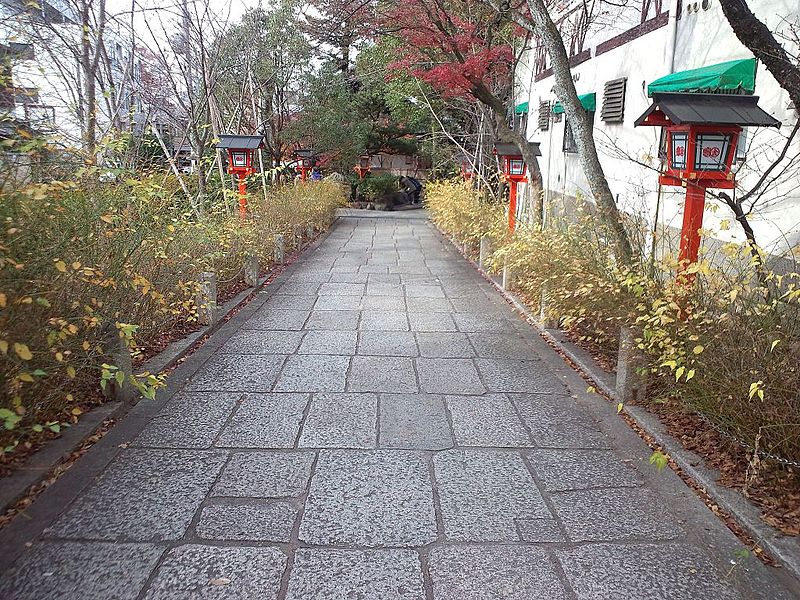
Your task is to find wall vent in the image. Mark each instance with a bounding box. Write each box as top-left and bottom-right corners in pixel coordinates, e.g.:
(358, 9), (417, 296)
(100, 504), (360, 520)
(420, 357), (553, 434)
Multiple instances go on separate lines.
(537, 100), (550, 131)
(601, 77), (627, 123)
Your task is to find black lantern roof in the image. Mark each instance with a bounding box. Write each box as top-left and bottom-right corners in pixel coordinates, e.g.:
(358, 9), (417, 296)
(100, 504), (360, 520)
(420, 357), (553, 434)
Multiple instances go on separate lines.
(216, 134), (265, 150)
(493, 142), (542, 158)
(295, 148), (315, 158)
(635, 93), (780, 127)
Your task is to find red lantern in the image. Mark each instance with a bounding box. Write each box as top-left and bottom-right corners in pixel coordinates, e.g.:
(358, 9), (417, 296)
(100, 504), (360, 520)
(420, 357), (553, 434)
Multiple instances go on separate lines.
(295, 148), (316, 182)
(493, 142), (541, 232)
(354, 154), (371, 179)
(216, 135), (265, 220)
(635, 93), (779, 278)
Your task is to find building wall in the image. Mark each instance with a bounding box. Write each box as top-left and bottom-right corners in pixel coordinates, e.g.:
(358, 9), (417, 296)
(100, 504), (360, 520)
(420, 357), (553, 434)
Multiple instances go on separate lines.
(517, 0), (800, 258)
(1, 0), (139, 147)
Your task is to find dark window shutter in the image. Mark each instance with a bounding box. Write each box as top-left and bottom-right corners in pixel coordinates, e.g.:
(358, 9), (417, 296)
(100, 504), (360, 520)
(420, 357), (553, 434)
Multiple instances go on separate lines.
(537, 100), (550, 131)
(601, 77), (627, 123)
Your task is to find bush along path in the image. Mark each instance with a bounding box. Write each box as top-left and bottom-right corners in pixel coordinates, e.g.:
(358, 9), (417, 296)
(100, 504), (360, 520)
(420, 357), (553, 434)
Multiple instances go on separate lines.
(0, 211), (797, 599)
(0, 178), (345, 469)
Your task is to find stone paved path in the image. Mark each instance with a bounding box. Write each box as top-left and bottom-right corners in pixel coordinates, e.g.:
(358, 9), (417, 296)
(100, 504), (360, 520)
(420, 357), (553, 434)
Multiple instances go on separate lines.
(1, 211), (797, 599)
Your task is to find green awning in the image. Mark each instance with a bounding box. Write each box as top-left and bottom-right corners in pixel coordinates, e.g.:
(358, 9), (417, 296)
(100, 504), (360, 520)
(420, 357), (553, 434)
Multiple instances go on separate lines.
(514, 101), (529, 115)
(552, 93), (596, 114)
(647, 58), (756, 97)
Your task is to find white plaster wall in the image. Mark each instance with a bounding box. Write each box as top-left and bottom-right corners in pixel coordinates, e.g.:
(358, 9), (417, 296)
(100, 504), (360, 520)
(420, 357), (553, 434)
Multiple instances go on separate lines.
(520, 0), (800, 257)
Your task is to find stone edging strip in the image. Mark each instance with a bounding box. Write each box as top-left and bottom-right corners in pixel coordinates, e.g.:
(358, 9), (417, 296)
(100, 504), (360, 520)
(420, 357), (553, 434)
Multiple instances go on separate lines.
(439, 228), (800, 583)
(0, 220), (339, 518)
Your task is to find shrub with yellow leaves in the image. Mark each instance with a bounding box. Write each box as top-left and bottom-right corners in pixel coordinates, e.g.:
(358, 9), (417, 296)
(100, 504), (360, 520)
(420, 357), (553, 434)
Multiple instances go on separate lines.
(0, 176), (345, 455)
(426, 179), (800, 464)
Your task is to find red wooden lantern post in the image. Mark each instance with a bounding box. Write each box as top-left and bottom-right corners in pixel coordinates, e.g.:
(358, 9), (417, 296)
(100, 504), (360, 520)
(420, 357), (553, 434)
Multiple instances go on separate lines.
(493, 143), (541, 232)
(216, 135), (265, 220)
(295, 148), (316, 182)
(635, 93), (779, 281)
(354, 154), (372, 179)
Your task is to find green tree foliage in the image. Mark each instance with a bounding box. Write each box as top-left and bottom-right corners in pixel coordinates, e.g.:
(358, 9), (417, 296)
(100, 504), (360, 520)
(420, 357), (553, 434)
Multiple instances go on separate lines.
(214, 1), (312, 165)
(290, 39), (436, 173)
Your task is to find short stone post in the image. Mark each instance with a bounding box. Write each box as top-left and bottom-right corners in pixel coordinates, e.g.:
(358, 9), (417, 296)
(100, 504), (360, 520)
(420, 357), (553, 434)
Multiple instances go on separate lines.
(105, 332), (136, 404)
(616, 325), (648, 404)
(502, 263), (514, 291)
(244, 254), (259, 287)
(196, 271), (217, 326)
(274, 235), (285, 265)
(538, 283), (558, 329)
(293, 225), (304, 249)
(479, 236), (491, 271)
(306, 225), (315, 240)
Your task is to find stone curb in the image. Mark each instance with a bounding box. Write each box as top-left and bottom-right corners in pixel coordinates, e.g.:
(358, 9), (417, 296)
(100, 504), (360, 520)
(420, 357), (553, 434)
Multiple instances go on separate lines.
(440, 230), (800, 583)
(0, 219), (338, 517)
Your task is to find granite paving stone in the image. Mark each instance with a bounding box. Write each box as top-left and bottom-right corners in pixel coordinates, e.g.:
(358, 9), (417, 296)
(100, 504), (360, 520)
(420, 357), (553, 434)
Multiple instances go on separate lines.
(144, 545), (287, 600)
(415, 332), (474, 357)
(300, 450), (436, 546)
(453, 313), (516, 333)
(263, 294), (317, 310)
(0, 542), (164, 600)
(313, 295), (364, 311)
(404, 283), (445, 298)
(298, 330), (358, 355)
(361, 295), (407, 310)
(368, 273), (402, 284)
(433, 449), (550, 541)
(429, 545), (568, 600)
(298, 393), (377, 448)
(476, 358), (566, 394)
(405, 297), (453, 312)
(212, 451), (315, 497)
(215, 393), (308, 448)
(134, 392), (239, 449)
(195, 501), (297, 542)
(290, 270), (332, 282)
(527, 448), (644, 491)
(359, 309), (410, 331)
(551, 487), (683, 542)
(304, 309), (360, 330)
(516, 518), (567, 543)
(358, 331), (419, 356)
(468, 333), (538, 358)
(348, 356), (418, 392)
(274, 282), (321, 295)
(407, 311), (458, 332)
(329, 272), (369, 283)
(556, 543), (740, 600)
(380, 394), (453, 450)
(446, 394), (532, 447)
(366, 281), (404, 295)
(512, 394), (611, 448)
(46, 449), (226, 541)
(416, 358), (486, 394)
(286, 549), (425, 600)
(186, 354), (286, 392)
(242, 309), (310, 331)
(218, 330), (304, 354)
(274, 354), (349, 392)
(318, 282), (366, 296)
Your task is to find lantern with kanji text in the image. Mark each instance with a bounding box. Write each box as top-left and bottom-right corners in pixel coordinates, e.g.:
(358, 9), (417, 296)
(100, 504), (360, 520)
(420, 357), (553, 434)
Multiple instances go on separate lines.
(295, 148), (317, 182)
(216, 134), (265, 219)
(354, 154), (372, 179)
(635, 93), (780, 279)
(493, 142), (541, 232)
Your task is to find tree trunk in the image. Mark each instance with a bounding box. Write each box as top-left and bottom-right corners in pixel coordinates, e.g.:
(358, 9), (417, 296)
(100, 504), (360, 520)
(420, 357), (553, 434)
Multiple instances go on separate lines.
(470, 83), (545, 224)
(524, 0), (634, 265)
(719, 0), (800, 109)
